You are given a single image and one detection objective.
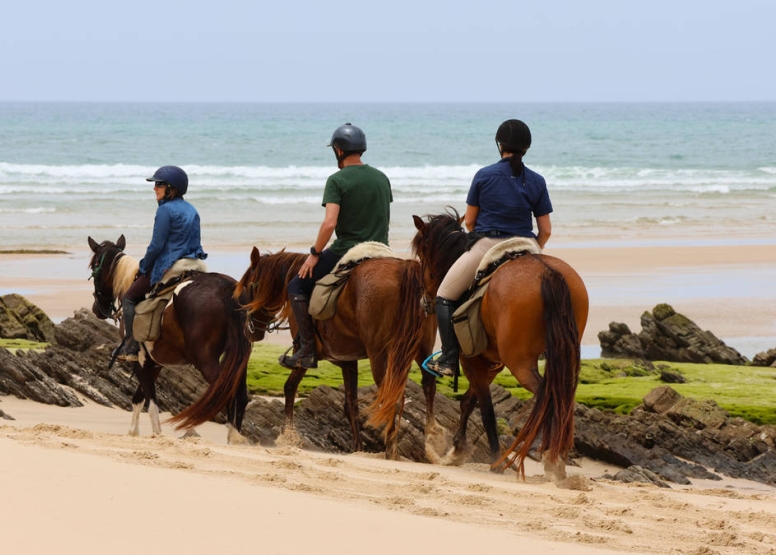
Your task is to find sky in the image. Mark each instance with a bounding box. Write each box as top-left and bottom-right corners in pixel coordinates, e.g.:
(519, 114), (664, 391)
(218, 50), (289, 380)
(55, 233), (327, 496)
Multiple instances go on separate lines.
(2, 0), (774, 102)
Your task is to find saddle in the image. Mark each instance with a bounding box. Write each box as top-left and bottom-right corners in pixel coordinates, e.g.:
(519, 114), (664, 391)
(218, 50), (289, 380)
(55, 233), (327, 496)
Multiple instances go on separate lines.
(452, 237), (541, 357)
(133, 270), (200, 343)
(309, 242), (395, 320)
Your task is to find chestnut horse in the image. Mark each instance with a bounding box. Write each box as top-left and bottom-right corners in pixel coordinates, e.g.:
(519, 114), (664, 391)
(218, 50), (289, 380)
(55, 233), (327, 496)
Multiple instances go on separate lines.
(88, 235), (253, 443)
(234, 247), (439, 459)
(410, 211), (589, 480)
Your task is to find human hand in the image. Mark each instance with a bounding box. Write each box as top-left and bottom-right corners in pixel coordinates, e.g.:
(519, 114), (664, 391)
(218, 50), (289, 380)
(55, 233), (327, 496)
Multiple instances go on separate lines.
(298, 254), (319, 279)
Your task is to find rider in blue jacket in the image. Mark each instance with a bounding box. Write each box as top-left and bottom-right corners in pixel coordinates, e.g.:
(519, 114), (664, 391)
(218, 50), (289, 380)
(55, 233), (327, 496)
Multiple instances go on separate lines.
(116, 165), (207, 361)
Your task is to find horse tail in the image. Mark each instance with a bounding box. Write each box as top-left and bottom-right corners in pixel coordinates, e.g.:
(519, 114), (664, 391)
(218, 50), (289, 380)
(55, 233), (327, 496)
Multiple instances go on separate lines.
(366, 263), (426, 436)
(498, 263), (580, 478)
(167, 306), (253, 431)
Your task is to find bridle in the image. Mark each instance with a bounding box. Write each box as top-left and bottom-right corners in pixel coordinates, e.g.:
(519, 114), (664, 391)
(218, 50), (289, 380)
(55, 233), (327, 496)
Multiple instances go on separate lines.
(88, 248), (124, 321)
(245, 307), (285, 335)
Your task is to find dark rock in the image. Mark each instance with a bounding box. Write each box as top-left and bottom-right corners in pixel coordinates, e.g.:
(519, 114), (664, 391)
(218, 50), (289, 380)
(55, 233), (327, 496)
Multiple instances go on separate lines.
(752, 348), (776, 367)
(659, 368), (686, 383)
(1, 293), (56, 342)
(605, 465), (671, 488)
(599, 303), (748, 364)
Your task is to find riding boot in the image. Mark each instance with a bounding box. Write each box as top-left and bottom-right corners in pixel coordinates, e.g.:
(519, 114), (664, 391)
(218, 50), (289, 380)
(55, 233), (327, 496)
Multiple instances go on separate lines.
(279, 295), (318, 369)
(116, 298), (140, 362)
(427, 296), (460, 378)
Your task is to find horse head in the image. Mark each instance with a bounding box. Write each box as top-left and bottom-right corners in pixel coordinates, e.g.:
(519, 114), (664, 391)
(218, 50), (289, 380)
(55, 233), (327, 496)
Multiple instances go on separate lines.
(87, 234), (127, 320)
(235, 246), (304, 342)
(411, 208), (467, 304)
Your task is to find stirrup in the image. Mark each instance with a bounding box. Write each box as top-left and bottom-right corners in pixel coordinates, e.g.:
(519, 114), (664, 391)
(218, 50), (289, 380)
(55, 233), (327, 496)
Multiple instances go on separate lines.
(278, 345), (317, 370)
(421, 351), (456, 378)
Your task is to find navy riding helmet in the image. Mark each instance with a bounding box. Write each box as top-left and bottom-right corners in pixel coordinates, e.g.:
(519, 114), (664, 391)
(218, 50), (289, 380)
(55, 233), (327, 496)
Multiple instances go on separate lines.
(147, 165), (188, 196)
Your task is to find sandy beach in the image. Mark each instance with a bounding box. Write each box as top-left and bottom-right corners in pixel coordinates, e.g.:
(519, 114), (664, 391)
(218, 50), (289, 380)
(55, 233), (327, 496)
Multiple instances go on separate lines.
(2, 239), (776, 555)
(2, 395), (775, 555)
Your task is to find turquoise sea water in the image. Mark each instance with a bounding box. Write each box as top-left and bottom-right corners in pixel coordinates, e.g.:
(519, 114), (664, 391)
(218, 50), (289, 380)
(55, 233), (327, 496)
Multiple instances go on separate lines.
(1, 102), (775, 251)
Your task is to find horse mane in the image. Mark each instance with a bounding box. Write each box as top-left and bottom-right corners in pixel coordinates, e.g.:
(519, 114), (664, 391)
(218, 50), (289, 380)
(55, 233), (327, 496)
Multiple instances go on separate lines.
(411, 208), (468, 287)
(236, 250), (306, 322)
(113, 255), (139, 299)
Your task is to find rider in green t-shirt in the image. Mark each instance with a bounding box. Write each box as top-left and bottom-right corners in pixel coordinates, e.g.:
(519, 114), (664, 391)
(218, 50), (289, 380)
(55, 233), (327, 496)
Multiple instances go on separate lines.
(279, 123), (393, 370)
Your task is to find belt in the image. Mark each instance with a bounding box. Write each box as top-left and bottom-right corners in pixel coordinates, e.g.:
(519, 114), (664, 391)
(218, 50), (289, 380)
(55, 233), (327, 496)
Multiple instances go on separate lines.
(481, 230), (514, 238)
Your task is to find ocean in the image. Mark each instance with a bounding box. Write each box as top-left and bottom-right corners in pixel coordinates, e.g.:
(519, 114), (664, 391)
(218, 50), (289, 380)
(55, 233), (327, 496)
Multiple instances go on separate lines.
(1, 102), (775, 253)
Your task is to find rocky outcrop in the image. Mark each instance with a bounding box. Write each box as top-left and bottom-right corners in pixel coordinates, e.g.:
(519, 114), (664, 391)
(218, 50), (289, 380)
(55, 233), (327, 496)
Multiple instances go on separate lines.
(0, 294), (56, 343)
(573, 386), (775, 487)
(598, 303), (748, 365)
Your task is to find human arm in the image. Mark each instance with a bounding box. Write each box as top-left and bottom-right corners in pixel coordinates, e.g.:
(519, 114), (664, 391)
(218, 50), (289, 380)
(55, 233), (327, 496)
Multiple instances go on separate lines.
(535, 213), (551, 249)
(138, 206), (170, 276)
(298, 203), (339, 279)
(463, 204), (479, 232)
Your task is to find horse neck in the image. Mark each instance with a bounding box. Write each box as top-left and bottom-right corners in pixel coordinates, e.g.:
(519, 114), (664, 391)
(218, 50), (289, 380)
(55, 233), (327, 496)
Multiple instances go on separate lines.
(113, 255), (140, 300)
(249, 253), (305, 313)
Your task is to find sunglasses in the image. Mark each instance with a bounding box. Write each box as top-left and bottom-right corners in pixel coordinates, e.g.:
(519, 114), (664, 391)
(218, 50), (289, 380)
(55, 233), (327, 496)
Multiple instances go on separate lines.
(153, 181), (167, 189)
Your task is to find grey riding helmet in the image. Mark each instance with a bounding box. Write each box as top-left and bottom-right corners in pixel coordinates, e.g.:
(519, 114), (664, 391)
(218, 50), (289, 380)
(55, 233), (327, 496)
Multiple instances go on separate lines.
(328, 123), (367, 153)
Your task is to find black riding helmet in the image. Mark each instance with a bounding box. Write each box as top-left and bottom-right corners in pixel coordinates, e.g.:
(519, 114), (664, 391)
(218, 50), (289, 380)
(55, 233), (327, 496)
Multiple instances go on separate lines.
(146, 165), (189, 196)
(328, 123), (367, 153)
(495, 119), (532, 154)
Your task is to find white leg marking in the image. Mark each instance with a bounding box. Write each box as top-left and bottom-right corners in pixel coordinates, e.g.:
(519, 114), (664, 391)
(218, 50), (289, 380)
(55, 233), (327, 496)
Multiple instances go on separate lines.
(129, 402), (143, 436)
(148, 400), (162, 435)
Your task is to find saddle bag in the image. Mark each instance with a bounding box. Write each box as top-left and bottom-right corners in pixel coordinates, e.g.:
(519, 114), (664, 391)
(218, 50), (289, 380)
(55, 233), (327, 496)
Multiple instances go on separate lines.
(133, 295), (170, 343)
(452, 283), (490, 357)
(309, 272), (350, 320)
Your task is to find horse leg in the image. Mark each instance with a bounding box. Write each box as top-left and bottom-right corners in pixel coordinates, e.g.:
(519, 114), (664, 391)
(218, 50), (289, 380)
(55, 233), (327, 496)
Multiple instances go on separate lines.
(281, 367), (307, 443)
(447, 387), (478, 464)
(225, 378), (250, 445)
(128, 383), (145, 436)
(474, 382), (502, 470)
(383, 394), (404, 461)
(338, 361), (362, 452)
(135, 357), (163, 436)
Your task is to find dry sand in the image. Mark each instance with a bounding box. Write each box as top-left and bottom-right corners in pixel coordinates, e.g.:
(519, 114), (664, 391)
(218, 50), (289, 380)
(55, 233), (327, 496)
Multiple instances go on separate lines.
(1, 396), (775, 555)
(1, 243), (776, 554)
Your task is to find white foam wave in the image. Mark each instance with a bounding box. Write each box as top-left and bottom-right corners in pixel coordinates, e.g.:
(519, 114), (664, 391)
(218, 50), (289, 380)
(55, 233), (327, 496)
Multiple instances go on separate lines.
(1, 162), (775, 197)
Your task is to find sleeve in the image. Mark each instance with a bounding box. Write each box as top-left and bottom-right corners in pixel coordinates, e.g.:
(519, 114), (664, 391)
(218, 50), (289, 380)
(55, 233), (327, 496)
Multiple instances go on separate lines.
(465, 171), (482, 207)
(533, 177), (553, 217)
(138, 206), (170, 275)
(321, 174), (342, 206)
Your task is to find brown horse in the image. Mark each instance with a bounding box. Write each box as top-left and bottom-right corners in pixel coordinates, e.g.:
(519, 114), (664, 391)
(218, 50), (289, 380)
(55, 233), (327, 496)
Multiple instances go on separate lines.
(234, 247), (439, 459)
(88, 235), (253, 443)
(410, 211), (589, 480)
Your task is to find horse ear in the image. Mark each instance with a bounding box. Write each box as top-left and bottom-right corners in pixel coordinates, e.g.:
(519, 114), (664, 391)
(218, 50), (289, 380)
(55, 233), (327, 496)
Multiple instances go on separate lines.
(250, 246), (260, 265)
(412, 215), (426, 232)
(117, 235), (126, 251)
(88, 236), (99, 252)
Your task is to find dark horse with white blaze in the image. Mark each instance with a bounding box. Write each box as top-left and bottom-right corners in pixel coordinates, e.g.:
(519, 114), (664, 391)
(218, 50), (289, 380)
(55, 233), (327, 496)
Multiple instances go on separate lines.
(410, 211), (589, 480)
(88, 235), (253, 443)
(234, 246), (439, 459)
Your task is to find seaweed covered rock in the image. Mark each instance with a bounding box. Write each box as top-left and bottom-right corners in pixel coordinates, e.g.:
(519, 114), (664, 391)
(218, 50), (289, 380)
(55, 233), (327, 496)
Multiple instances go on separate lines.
(0, 293), (56, 342)
(598, 303), (748, 364)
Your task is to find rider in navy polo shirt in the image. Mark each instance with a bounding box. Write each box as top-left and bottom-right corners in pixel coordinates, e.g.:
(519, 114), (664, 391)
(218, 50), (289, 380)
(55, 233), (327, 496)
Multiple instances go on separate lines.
(426, 119), (553, 377)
